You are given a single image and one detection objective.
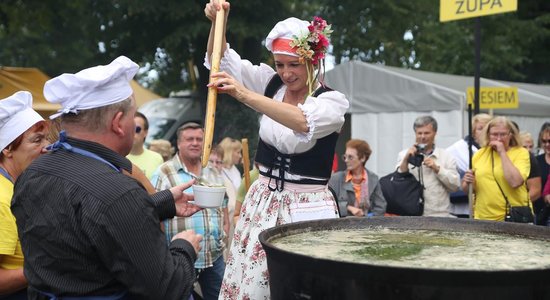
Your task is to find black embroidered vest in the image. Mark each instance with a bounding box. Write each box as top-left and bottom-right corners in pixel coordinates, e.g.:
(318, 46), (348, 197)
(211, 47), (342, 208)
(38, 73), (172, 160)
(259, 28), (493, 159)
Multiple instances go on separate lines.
(255, 74), (339, 191)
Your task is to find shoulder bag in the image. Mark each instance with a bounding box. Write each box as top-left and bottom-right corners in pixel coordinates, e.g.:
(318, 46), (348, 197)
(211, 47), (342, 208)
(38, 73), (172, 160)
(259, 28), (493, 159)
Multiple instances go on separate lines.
(492, 151), (534, 224)
(380, 167), (424, 216)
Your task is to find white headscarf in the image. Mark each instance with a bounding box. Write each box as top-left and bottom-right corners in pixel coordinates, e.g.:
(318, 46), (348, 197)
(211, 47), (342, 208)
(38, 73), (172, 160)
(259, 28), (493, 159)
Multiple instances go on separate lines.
(265, 17), (309, 56)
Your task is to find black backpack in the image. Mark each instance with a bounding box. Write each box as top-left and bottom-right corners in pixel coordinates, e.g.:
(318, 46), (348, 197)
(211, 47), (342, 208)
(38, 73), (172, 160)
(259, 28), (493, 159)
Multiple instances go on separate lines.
(379, 168), (424, 216)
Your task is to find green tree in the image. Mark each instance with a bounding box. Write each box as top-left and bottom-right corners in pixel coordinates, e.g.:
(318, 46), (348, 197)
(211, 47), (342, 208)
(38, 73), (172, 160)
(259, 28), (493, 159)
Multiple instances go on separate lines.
(317, 0), (550, 83)
(2, 0), (549, 154)
(0, 0), (299, 158)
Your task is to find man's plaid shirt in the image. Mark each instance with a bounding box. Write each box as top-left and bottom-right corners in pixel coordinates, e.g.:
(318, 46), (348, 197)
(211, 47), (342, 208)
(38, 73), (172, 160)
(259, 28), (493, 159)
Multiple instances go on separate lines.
(151, 155), (226, 269)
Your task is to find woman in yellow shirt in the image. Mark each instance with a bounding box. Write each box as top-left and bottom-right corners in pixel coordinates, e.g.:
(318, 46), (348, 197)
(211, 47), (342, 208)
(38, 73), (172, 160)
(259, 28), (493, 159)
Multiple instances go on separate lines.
(462, 116), (531, 221)
(0, 92), (49, 298)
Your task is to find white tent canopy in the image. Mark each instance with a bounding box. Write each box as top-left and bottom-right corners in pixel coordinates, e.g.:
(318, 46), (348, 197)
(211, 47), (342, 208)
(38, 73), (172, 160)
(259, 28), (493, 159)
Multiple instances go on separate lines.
(325, 61), (550, 176)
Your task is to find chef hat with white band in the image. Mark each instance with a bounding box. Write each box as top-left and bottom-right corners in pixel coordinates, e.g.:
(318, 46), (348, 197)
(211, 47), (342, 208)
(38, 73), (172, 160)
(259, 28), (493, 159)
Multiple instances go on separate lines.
(0, 91), (44, 151)
(44, 56), (139, 119)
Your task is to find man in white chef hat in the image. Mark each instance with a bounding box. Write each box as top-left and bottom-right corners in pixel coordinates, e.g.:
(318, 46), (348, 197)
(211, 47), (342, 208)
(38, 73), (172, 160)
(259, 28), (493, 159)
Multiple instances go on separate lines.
(11, 56), (203, 300)
(0, 91), (49, 298)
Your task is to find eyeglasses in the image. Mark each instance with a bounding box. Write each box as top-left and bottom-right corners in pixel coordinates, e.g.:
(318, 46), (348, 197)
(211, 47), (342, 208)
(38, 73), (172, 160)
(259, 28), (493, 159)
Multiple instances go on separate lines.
(209, 159), (223, 165)
(135, 126), (142, 134)
(342, 155), (357, 161)
(489, 132), (510, 139)
(541, 139), (550, 145)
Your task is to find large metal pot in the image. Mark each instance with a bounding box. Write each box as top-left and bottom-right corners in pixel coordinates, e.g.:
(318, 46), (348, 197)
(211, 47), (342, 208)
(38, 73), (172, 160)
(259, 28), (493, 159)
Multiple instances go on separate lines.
(259, 217), (550, 300)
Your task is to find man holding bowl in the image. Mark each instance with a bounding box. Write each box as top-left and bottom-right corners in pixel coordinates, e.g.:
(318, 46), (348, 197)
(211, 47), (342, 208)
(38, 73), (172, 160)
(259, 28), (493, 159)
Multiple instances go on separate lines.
(151, 122), (229, 300)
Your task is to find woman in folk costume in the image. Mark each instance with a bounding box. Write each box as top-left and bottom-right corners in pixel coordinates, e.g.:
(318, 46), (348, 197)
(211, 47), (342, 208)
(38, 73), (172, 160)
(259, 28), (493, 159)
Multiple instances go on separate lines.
(204, 1), (349, 298)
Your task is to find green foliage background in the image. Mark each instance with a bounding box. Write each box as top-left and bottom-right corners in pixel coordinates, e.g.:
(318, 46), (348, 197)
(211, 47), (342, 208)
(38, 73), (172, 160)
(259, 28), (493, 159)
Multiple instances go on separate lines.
(1, 0), (549, 157)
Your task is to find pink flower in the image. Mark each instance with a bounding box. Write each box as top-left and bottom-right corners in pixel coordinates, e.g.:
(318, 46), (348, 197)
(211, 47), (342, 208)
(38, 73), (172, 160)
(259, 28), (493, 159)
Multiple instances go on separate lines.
(313, 16), (327, 30)
(290, 16), (332, 66)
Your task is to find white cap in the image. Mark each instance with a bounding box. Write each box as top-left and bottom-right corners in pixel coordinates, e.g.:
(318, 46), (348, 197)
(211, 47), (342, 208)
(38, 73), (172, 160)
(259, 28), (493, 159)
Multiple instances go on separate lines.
(0, 91), (44, 151)
(265, 17), (310, 56)
(44, 56), (139, 119)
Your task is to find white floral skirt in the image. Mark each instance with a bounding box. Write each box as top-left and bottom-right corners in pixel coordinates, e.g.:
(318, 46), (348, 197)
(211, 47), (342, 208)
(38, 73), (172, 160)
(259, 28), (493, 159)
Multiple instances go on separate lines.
(219, 176), (338, 300)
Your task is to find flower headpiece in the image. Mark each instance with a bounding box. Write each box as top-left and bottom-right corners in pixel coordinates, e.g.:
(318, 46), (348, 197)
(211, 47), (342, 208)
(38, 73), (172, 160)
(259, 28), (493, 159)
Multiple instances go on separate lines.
(289, 16), (333, 66)
(265, 17), (333, 96)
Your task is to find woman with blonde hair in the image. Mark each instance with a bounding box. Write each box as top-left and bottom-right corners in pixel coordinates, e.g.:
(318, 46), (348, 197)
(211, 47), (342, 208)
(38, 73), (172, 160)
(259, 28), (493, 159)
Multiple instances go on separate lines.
(205, 1), (348, 298)
(218, 137), (242, 191)
(218, 137), (241, 247)
(446, 113), (492, 217)
(520, 131), (535, 153)
(462, 116), (531, 221)
(513, 125), (541, 204)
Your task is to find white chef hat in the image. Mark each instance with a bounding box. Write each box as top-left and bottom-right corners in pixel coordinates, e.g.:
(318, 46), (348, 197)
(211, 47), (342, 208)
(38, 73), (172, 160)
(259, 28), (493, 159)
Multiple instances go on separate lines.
(0, 91), (44, 151)
(44, 55), (139, 119)
(265, 17), (310, 57)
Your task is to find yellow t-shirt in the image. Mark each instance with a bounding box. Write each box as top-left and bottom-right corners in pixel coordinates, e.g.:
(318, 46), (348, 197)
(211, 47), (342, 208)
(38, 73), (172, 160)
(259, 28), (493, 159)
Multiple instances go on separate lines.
(127, 148), (164, 179)
(473, 146), (530, 221)
(0, 175), (24, 269)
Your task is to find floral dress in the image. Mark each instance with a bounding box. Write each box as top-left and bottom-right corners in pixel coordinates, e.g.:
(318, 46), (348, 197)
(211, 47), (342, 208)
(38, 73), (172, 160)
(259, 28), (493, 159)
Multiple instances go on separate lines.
(206, 46), (349, 300)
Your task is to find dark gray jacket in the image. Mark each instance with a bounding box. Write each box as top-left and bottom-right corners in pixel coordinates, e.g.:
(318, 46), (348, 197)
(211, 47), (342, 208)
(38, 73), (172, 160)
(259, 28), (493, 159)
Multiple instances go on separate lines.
(328, 168), (387, 217)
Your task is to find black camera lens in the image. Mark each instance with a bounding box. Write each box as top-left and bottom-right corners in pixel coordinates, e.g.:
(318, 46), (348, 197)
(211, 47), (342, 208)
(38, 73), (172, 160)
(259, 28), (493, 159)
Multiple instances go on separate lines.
(416, 143), (427, 151)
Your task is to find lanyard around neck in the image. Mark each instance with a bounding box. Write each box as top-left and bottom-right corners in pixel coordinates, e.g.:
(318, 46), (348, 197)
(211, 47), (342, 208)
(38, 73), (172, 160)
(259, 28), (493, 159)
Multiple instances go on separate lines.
(0, 167), (13, 183)
(48, 131), (120, 173)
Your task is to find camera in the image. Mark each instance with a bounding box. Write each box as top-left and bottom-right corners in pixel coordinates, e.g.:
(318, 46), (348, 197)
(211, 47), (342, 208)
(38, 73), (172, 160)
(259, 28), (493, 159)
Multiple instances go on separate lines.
(415, 143), (427, 153)
(408, 144), (427, 167)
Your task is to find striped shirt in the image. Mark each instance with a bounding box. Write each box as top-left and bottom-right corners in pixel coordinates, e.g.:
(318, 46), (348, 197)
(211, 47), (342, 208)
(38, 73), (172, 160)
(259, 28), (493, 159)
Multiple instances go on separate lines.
(151, 155), (226, 269)
(11, 137), (197, 299)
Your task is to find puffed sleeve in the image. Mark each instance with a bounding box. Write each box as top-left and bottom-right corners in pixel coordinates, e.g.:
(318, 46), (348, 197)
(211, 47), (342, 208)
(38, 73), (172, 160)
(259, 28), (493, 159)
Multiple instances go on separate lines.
(204, 43), (275, 95)
(295, 90), (349, 141)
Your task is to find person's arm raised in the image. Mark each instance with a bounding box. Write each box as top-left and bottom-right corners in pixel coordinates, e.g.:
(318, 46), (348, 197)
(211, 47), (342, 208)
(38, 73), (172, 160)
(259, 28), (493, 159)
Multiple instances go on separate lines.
(205, 0), (229, 63)
(208, 71), (309, 133)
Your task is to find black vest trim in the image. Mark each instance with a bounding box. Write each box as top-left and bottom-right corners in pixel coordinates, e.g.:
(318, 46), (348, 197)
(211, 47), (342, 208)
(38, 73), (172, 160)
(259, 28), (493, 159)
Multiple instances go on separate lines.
(256, 74), (338, 191)
(264, 74), (333, 99)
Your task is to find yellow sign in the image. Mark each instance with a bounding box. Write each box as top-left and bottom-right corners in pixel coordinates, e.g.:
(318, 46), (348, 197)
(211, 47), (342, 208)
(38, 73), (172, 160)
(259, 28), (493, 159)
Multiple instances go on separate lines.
(440, 0), (517, 22)
(467, 87), (518, 109)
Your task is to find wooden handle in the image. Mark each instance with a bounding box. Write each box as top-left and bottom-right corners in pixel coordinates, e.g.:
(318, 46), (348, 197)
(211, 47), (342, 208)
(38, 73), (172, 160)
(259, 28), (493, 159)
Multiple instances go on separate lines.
(242, 138), (251, 191)
(202, 0), (226, 167)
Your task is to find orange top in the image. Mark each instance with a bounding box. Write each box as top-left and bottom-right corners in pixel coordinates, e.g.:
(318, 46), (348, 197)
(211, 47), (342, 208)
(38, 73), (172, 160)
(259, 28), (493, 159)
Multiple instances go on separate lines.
(345, 169), (367, 207)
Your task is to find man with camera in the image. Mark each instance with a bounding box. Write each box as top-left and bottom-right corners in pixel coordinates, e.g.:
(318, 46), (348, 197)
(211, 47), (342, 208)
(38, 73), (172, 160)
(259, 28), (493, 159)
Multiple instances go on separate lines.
(397, 115), (460, 217)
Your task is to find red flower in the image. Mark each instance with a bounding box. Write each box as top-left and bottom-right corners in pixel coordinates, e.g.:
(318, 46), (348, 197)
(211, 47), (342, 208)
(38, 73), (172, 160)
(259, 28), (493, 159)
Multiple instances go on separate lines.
(318, 35), (329, 48)
(290, 16), (332, 66)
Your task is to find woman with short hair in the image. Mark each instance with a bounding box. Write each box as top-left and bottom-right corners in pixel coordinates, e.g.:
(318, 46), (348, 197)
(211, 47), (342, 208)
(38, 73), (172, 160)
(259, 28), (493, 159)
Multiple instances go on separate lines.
(0, 91), (49, 299)
(329, 139), (387, 217)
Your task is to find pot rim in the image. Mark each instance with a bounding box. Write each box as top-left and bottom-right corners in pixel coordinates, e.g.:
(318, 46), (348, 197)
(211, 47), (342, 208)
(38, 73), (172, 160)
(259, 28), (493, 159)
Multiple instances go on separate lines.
(259, 217), (550, 285)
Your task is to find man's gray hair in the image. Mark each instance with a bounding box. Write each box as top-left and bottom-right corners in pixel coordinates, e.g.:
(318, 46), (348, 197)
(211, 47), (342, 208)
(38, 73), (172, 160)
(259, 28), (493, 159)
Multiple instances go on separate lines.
(413, 115), (438, 132)
(60, 97), (133, 132)
(176, 122), (203, 142)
